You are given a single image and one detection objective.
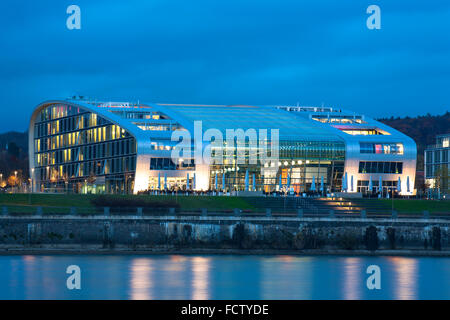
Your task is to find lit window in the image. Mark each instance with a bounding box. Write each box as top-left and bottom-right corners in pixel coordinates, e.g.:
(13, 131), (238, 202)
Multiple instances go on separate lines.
(443, 139), (449, 148)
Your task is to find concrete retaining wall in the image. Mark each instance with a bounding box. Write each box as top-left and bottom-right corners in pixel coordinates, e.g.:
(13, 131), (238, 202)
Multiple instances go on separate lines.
(0, 216), (448, 252)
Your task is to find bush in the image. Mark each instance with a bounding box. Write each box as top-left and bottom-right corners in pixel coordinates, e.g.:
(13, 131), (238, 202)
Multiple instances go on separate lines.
(337, 232), (359, 250)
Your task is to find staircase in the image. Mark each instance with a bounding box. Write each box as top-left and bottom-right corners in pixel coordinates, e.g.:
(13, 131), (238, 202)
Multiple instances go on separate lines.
(245, 196), (393, 216)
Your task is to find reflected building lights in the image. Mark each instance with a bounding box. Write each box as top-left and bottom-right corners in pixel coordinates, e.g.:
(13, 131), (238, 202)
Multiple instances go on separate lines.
(261, 256), (312, 299)
(389, 257), (418, 300)
(342, 258), (362, 300)
(23, 255), (38, 299)
(191, 257), (211, 300)
(129, 258), (153, 300)
(161, 255), (189, 299)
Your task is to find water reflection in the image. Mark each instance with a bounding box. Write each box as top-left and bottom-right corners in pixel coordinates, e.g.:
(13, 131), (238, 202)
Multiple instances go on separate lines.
(0, 254), (448, 299)
(191, 257), (211, 300)
(261, 256), (313, 299)
(342, 258), (363, 300)
(40, 256), (58, 299)
(129, 258), (153, 300)
(161, 255), (189, 299)
(23, 255), (38, 299)
(388, 257), (418, 300)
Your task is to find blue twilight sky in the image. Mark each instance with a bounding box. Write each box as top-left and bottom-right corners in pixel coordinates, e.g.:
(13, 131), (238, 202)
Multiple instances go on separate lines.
(0, 0), (449, 132)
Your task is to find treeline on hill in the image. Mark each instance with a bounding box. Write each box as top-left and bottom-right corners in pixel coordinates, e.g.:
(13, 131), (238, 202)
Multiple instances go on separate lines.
(378, 111), (450, 171)
(0, 131), (28, 187)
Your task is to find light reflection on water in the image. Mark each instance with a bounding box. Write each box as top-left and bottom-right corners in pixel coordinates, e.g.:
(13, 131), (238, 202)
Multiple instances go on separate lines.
(191, 257), (210, 300)
(260, 255), (313, 299)
(129, 258), (153, 300)
(388, 257), (418, 300)
(342, 258), (363, 300)
(0, 255), (448, 299)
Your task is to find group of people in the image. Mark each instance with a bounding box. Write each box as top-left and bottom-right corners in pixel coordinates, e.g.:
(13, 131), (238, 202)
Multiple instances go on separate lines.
(139, 188), (329, 197)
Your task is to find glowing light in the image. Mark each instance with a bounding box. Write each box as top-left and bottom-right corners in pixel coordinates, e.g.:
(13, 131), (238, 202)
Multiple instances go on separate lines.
(129, 258), (153, 300)
(388, 257), (418, 300)
(191, 257), (210, 300)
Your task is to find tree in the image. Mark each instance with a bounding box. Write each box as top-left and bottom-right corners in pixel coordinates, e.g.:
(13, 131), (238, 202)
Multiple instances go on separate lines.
(6, 142), (20, 158)
(434, 166), (449, 191)
(7, 174), (18, 186)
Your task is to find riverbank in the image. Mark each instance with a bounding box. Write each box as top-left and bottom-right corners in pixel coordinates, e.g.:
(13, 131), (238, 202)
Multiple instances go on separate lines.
(1, 246), (450, 257)
(0, 215), (448, 256)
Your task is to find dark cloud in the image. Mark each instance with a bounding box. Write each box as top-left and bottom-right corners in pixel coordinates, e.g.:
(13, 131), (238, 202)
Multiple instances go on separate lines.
(0, 0), (449, 131)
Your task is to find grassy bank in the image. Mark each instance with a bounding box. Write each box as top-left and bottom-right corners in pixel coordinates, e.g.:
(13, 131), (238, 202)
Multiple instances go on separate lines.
(379, 199), (450, 213)
(0, 194), (448, 214)
(0, 193), (256, 212)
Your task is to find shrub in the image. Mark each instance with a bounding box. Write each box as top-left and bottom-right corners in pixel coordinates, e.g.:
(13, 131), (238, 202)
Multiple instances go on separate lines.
(337, 232), (359, 250)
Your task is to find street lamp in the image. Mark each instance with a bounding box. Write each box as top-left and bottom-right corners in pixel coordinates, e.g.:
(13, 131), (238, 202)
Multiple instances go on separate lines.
(14, 171), (18, 193)
(31, 168), (34, 193)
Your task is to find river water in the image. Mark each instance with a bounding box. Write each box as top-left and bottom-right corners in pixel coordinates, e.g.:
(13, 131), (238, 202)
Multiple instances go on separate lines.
(0, 254), (449, 300)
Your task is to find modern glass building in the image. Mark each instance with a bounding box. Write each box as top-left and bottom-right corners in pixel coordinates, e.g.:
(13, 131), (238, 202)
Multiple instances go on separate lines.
(29, 98), (416, 195)
(425, 133), (450, 192)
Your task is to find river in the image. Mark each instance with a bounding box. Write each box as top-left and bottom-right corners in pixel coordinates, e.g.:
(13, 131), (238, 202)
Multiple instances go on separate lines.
(0, 254), (449, 299)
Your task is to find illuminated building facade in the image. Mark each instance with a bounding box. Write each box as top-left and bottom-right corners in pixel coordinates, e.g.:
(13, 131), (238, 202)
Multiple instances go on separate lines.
(425, 133), (450, 192)
(29, 99), (416, 195)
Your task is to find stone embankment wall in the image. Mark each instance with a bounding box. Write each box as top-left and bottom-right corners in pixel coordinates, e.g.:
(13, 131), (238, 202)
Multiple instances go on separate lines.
(0, 216), (448, 252)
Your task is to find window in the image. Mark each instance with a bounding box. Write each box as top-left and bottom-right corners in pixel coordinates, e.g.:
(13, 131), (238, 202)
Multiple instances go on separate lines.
(338, 128), (390, 135)
(150, 158), (177, 170)
(435, 150), (441, 163)
(358, 161), (403, 174)
(150, 158), (195, 170)
(426, 151), (433, 164)
(360, 143), (404, 155)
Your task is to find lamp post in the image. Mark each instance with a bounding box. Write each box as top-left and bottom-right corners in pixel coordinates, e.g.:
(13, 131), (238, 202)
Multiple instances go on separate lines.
(30, 168), (34, 194)
(14, 171), (18, 193)
(391, 186), (394, 212)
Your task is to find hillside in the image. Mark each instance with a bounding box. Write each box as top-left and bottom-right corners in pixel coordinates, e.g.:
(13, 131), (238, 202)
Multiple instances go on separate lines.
(378, 111), (450, 170)
(0, 131), (28, 152)
(0, 131), (29, 184)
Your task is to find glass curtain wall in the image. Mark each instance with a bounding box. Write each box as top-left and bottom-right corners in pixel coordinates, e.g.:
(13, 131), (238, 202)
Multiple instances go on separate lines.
(33, 103), (137, 194)
(209, 140), (345, 193)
